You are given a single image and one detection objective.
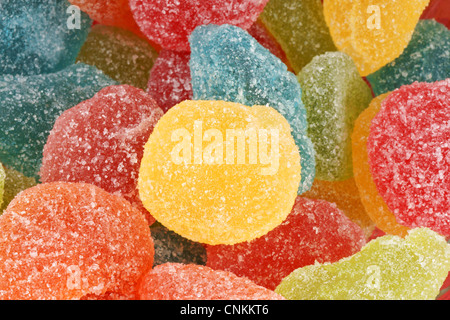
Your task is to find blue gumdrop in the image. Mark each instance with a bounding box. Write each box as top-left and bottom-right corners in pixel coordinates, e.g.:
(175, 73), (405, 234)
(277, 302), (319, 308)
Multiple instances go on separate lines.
(367, 20), (450, 96)
(0, 63), (118, 179)
(189, 24), (315, 194)
(0, 0), (92, 76)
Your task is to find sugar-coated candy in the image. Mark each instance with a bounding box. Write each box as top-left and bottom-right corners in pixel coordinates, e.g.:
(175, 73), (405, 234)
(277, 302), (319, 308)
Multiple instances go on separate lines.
(352, 93), (409, 237)
(76, 25), (159, 90)
(40, 85), (163, 225)
(259, 0), (337, 74)
(151, 222), (207, 267)
(190, 24), (315, 194)
(0, 182), (154, 300)
(0, 165), (37, 213)
(206, 197), (366, 290)
(276, 228), (450, 300)
(323, 0), (430, 76)
(0, 0), (91, 76)
(368, 80), (450, 236)
(129, 0), (269, 51)
(420, 0), (450, 29)
(138, 263), (284, 300)
(138, 100), (301, 245)
(367, 20), (450, 96)
(297, 51), (372, 181)
(0, 165), (4, 210)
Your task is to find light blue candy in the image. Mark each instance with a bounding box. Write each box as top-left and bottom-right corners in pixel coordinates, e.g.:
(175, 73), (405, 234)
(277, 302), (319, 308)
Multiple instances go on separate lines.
(367, 20), (450, 96)
(189, 24), (315, 194)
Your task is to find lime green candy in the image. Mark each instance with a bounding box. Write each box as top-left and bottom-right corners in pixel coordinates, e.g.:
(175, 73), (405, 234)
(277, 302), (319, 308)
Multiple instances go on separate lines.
(276, 228), (450, 300)
(0, 165), (37, 212)
(0, 165), (5, 210)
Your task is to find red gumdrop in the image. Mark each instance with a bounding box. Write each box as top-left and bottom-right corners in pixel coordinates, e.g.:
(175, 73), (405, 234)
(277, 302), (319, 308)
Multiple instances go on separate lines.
(0, 182), (154, 300)
(137, 263), (284, 300)
(129, 0), (270, 51)
(40, 85), (164, 225)
(420, 0), (450, 29)
(206, 197), (367, 290)
(368, 80), (450, 236)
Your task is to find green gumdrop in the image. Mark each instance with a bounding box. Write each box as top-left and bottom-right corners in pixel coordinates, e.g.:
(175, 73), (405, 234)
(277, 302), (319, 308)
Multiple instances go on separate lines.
(297, 51), (372, 181)
(76, 25), (159, 90)
(0, 165), (5, 210)
(0, 165), (37, 212)
(276, 228), (450, 300)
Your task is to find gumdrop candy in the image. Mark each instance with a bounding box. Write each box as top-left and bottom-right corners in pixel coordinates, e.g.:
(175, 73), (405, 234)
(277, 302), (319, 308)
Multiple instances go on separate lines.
(420, 0), (450, 29)
(129, 0), (269, 51)
(76, 25), (159, 90)
(151, 222), (207, 267)
(206, 197), (366, 290)
(297, 51), (373, 181)
(276, 228), (450, 300)
(0, 165), (37, 213)
(146, 50), (193, 113)
(0, 165), (4, 210)
(323, 0), (431, 76)
(0, 0), (92, 76)
(301, 178), (375, 238)
(367, 80), (450, 237)
(190, 24), (315, 194)
(0, 182), (154, 300)
(40, 85), (163, 225)
(366, 20), (450, 96)
(0, 63), (117, 179)
(137, 263), (284, 300)
(259, 0), (337, 74)
(138, 100), (301, 245)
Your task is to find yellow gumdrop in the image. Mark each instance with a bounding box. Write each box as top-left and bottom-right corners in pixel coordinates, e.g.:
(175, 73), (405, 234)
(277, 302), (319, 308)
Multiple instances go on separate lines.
(276, 228), (450, 300)
(324, 0), (430, 76)
(138, 100), (301, 245)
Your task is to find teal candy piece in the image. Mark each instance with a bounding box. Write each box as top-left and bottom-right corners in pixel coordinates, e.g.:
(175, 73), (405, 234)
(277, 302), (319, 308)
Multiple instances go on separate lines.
(0, 0), (92, 76)
(367, 20), (450, 96)
(189, 24), (316, 194)
(0, 63), (117, 179)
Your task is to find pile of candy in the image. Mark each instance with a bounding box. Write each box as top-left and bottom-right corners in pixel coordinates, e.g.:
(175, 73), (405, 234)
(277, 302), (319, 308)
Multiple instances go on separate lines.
(0, 0), (449, 300)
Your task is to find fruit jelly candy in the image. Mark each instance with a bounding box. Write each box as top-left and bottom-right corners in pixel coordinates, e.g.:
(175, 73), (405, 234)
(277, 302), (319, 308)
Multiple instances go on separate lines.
(297, 51), (373, 181)
(146, 50), (193, 113)
(40, 84), (163, 225)
(259, 0), (337, 74)
(0, 182), (154, 300)
(76, 25), (159, 90)
(129, 0), (270, 52)
(190, 24), (315, 194)
(366, 20), (450, 96)
(352, 93), (409, 237)
(368, 80), (450, 237)
(323, 0), (431, 76)
(138, 100), (301, 245)
(138, 263), (284, 300)
(276, 228), (450, 300)
(420, 0), (450, 29)
(301, 178), (375, 238)
(151, 222), (207, 267)
(0, 0), (91, 76)
(206, 197), (366, 291)
(0, 63), (117, 179)
(0, 165), (37, 213)
(0, 165), (4, 210)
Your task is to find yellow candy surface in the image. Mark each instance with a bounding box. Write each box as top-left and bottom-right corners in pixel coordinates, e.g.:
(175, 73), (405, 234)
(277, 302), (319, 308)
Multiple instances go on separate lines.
(138, 100), (301, 245)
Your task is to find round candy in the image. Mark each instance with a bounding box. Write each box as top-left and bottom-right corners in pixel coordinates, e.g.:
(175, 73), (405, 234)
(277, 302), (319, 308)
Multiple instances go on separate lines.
(0, 165), (37, 213)
(138, 100), (301, 245)
(0, 165), (5, 209)
(0, 182), (154, 300)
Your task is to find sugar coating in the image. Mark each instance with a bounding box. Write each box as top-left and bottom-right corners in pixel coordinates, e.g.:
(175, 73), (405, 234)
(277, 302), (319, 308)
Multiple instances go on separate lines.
(0, 165), (37, 213)
(259, 0), (337, 74)
(323, 0), (430, 76)
(0, 182), (154, 300)
(190, 24), (315, 194)
(40, 85), (163, 225)
(206, 197), (366, 290)
(0, 0), (91, 76)
(76, 25), (159, 90)
(367, 20), (450, 96)
(129, 0), (269, 51)
(151, 222), (207, 267)
(368, 80), (450, 236)
(138, 100), (301, 245)
(138, 263), (284, 300)
(297, 51), (372, 181)
(0, 63), (117, 179)
(276, 228), (450, 300)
